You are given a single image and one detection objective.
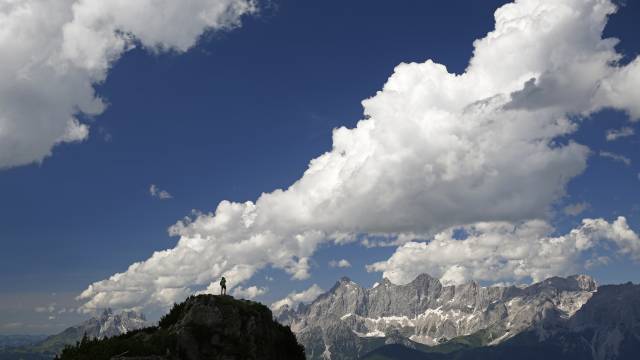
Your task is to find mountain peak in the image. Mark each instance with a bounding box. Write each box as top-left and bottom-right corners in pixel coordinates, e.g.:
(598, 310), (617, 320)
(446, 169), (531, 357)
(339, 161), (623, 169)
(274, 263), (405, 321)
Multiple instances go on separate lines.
(569, 274), (597, 291)
(533, 274), (597, 293)
(409, 273), (439, 285)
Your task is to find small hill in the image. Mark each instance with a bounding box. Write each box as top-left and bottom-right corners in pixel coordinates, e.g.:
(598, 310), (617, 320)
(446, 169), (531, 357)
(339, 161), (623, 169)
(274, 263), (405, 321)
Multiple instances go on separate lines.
(55, 294), (305, 360)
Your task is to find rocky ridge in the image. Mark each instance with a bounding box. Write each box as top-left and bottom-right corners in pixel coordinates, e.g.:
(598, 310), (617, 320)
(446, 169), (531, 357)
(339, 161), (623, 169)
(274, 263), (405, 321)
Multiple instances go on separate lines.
(361, 282), (640, 360)
(275, 273), (597, 359)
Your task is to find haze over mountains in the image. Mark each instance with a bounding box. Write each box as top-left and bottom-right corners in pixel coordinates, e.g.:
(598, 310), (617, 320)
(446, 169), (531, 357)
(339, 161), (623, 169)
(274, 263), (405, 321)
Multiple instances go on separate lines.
(0, 309), (146, 359)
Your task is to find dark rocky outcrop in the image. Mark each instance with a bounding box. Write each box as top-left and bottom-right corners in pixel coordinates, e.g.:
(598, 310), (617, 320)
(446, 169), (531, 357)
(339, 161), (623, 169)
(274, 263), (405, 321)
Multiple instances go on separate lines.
(56, 295), (305, 360)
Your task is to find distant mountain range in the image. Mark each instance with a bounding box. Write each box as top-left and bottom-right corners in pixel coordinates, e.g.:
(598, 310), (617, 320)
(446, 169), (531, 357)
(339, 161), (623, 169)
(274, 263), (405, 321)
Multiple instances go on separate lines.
(274, 274), (640, 360)
(0, 309), (146, 359)
(0, 335), (47, 350)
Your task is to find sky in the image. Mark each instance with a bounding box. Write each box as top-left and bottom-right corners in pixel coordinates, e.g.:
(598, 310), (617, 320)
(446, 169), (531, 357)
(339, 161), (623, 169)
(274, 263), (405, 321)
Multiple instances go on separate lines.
(1, 0), (639, 335)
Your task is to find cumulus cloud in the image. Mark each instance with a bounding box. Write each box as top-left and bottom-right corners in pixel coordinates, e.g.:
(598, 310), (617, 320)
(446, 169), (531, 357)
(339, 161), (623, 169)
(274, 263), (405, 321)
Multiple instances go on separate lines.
(230, 285), (267, 299)
(606, 126), (635, 141)
(270, 284), (324, 310)
(367, 217), (640, 285)
(600, 151), (631, 165)
(0, 0), (256, 169)
(150, 184), (173, 200)
(329, 259), (351, 268)
(78, 0), (640, 312)
(563, 202), (590, 216)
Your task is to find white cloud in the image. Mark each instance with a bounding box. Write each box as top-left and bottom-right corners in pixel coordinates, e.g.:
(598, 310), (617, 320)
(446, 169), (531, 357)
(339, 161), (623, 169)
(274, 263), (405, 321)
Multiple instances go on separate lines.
(594, 57), (640, 119)
(270, 284), (324, 310)
(329, 259), (351, 268)
(367, 217), (640, 285)
(34, 303), (56, 313)
(150, 184), (173, 200)
(563, 202), (590, 216)
(606, 126), (635, 141)
(600, 151), (631, 166)
(78, 0), (640, 312)
(0, 0), (256, 169)
(231, 285), (267, 299)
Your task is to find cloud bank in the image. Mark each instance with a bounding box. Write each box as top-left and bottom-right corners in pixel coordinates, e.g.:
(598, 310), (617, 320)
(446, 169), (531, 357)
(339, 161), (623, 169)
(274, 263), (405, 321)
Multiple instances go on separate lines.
(79, 0), (640, 311)
(367, 216), (640, 285)
(0, 0), (256, 169)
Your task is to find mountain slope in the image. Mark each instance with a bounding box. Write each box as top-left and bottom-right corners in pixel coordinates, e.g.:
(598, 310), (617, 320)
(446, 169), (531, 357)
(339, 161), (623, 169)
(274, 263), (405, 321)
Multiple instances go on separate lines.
(56, 294), (305, 360)
(275, 273), (597, 359)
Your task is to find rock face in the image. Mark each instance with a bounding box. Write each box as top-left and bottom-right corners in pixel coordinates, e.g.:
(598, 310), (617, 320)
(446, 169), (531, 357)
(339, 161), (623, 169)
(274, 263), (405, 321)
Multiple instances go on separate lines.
(56, 295), (305, 360)
(96, 309), (148, 339)
(276, 274), (597, 359)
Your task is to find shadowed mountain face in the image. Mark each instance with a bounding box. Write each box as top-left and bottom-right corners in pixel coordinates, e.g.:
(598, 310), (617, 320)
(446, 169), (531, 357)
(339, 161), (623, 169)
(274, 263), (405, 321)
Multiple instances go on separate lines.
(274, 273), (600, 359)
(56, 295), (305, 360)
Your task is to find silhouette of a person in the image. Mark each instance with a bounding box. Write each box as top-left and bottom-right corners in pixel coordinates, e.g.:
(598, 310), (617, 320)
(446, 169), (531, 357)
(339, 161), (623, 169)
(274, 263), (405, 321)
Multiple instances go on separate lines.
(220, 276), (227, 295)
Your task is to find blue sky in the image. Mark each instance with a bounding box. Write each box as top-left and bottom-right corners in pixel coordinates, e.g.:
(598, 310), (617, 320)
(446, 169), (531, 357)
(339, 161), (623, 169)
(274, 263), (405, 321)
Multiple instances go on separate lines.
(1, 0), (639, 334)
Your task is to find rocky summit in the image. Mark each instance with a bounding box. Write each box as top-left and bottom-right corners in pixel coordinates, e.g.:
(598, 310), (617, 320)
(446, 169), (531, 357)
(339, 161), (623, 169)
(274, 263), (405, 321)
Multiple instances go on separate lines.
(274, 273), (599, 359)
(55, 294), (305, 360)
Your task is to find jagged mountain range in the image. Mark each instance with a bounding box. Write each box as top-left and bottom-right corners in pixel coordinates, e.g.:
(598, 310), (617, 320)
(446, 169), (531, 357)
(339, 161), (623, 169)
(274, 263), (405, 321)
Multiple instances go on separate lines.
(362, 282), (640, 360)
(274, 273), (638, 359)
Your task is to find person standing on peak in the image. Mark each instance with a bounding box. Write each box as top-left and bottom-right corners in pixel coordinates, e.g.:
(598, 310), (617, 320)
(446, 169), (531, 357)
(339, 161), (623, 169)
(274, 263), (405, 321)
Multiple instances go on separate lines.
(220, 276), (227, 295)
